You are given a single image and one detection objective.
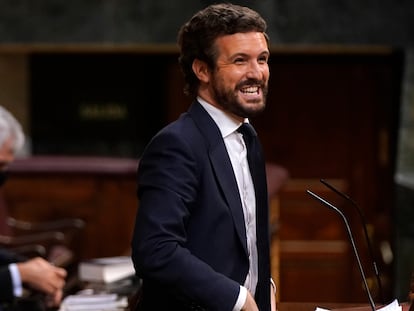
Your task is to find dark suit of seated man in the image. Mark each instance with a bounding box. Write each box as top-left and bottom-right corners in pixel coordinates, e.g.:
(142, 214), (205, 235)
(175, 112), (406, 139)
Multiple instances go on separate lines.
(0, 105), (67, 311)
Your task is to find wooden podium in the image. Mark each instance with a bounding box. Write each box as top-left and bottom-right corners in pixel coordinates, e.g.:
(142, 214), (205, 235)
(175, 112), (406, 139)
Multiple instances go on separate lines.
(278, 302), (412, 311)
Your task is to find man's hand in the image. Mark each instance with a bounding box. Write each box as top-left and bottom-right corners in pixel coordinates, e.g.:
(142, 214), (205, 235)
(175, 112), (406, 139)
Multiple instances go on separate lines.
(17, 257), (67, 307)
(241, 290), (259, 311)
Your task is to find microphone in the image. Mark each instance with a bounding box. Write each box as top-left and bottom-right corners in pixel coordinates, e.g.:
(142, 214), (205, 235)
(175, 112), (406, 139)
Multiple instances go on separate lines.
(320, 179), (385, 304)
(306, 189), (377, 311)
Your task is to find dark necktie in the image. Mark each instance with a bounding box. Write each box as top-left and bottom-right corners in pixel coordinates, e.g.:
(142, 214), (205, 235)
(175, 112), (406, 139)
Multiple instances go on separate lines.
(237, 122), (271, 310)
(237, 123), (266, 204)
(237, 123), (260, 173)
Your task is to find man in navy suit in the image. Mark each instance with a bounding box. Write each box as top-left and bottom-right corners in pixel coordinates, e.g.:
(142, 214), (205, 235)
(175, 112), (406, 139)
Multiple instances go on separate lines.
(131, 3), (275, 310)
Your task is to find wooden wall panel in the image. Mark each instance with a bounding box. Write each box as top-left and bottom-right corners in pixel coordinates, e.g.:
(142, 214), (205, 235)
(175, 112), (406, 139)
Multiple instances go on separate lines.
(0, 45), (404, 304)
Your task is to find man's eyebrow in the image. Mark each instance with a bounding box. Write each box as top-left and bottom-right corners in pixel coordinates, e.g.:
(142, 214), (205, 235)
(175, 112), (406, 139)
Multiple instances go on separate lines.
(260, 50), (270, 56)
(230, 50), (269, 59)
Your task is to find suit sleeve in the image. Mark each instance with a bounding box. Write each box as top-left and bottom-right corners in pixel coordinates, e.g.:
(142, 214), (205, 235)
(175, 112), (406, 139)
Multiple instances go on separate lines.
(0, 249), (25, 303)
(131, 129), (241, 311)
(0, 265), (15, 303)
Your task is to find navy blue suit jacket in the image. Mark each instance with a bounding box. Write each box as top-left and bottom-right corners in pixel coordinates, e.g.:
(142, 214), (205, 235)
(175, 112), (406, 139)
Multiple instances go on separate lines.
(131, 101), (271, 311)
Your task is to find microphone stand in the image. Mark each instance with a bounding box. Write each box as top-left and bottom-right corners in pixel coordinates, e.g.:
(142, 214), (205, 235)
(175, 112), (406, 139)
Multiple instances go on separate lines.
(320, 179), (385, 305)
(307, 190), (377, 311)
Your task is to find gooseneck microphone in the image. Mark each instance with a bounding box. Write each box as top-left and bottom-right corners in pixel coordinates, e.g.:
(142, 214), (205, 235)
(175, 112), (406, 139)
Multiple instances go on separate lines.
(307, 190), (377, 311)
(320, 179), (385, 304)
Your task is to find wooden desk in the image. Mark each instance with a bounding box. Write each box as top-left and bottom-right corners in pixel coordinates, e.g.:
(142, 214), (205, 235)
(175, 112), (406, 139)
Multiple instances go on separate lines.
(3, 156), (139, 261)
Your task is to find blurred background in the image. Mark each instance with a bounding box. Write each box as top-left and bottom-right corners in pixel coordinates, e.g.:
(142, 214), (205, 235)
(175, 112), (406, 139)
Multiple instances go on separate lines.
(0, 0), (413, 305)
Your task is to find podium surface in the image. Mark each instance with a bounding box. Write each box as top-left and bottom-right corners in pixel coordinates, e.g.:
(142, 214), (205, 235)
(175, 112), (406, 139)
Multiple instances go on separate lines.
(279, 302), (412, 311)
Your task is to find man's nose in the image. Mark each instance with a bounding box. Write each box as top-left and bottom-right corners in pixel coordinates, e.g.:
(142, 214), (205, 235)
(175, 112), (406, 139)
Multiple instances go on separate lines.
(246, 61), (264, 79)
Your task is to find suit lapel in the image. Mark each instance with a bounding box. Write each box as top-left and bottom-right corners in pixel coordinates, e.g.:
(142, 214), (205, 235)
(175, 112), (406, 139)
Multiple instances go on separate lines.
(189, 101), (270, 308)
(188, 102), (248, 256)
(209, 145), (248, 254)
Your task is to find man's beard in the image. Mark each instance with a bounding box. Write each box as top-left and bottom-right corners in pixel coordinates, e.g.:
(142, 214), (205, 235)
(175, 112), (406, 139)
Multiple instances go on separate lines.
(211, 77), (268, 119)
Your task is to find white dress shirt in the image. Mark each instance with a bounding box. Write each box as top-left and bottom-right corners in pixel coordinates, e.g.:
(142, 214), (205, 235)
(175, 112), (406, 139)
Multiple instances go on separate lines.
(198, 97), (258, 311)
(8, 263), (23, 297)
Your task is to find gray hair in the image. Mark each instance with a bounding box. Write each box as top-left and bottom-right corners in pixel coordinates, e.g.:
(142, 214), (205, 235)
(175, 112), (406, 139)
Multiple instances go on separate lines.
(0, 106), (25, 154)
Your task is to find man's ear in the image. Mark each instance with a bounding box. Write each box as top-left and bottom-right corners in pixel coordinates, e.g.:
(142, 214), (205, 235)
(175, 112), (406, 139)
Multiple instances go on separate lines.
(192, 59), (210, 83)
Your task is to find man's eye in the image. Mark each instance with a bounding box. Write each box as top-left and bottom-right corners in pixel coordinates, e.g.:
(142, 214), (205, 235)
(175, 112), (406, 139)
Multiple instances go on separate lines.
(258, 56), (269, 64)
(234, 58), (245, 64)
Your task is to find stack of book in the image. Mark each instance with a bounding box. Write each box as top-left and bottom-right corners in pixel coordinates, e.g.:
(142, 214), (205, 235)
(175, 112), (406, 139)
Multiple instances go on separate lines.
(60, 256), (140, 310)
(78, 256), (135, 284)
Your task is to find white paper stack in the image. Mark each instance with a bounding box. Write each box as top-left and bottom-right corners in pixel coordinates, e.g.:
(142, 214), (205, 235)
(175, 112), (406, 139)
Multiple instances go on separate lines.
(59, 293), (128, 311)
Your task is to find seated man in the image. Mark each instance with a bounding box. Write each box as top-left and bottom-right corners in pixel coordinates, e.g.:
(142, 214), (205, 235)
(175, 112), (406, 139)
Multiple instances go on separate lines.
(0, 105), (67, 310)
(0, 251), (67, 309)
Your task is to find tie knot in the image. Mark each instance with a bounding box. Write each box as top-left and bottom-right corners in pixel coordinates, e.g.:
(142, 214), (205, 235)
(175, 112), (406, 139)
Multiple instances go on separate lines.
(237, 123), (256, 139)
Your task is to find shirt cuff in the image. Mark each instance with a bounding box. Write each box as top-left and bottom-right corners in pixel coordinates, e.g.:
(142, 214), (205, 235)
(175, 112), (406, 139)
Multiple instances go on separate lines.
(233, 285), (247, 311)
(8, 263), (23, 297)
(270, 277), (277, 295)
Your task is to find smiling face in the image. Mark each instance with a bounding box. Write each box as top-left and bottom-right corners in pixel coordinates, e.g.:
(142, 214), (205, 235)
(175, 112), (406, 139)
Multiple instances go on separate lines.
(195, 32), (270, 121)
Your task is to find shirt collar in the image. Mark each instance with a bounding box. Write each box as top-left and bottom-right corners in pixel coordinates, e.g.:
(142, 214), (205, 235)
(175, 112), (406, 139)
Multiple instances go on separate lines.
(197, 96), (248, 138)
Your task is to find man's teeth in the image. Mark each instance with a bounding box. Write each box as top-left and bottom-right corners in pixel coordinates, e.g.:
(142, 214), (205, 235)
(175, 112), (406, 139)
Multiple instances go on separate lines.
(241, 86), (259, 94)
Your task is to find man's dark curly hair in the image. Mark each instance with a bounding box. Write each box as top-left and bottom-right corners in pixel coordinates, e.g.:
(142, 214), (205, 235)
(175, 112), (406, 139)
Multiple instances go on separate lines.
(177, 3), (269, 98)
